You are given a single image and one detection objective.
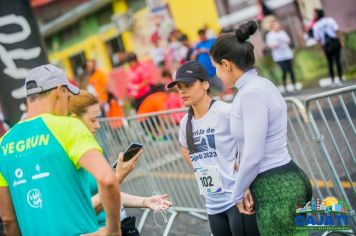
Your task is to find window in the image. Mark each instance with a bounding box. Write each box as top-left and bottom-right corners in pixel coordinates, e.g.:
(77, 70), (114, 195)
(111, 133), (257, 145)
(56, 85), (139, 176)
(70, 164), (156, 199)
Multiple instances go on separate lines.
(106, 36), (126, 67)
(69, 52), (86, 77)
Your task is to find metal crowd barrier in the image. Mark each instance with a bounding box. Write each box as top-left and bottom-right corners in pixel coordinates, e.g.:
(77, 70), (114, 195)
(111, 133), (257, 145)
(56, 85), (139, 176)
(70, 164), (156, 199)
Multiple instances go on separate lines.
(286, 92), (355, 234)
(304, 85), (356, 233)
(96, 85), (356, 235)
(96, 108), (208, 235)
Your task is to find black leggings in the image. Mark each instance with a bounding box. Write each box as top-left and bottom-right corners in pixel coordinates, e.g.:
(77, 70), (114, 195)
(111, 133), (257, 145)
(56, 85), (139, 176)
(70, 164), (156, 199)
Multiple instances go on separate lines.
(323, 46), (343, 82)
(277, 59), (296, 88)
(208, 205), (260, 236)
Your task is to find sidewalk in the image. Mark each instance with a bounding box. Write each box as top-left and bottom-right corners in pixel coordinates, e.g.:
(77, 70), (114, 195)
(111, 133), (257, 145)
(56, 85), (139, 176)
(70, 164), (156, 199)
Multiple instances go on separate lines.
(280, 79), (356, 101)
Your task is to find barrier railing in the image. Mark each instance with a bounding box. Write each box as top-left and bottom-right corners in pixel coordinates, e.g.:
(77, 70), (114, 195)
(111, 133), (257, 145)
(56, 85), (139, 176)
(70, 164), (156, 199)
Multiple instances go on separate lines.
(97, 86), (356, 235)
(97, 108), (208, 235)
(285, 97), (334, 199)
(304, 85), (356, 233)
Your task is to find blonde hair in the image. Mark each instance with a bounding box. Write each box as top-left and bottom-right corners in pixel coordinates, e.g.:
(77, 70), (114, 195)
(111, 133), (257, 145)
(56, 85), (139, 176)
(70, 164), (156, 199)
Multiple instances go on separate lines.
(68, 90), (99, 117)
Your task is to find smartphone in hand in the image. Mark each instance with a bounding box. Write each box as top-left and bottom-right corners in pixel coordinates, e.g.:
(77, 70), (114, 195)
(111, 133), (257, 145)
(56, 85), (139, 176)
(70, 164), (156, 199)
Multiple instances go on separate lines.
(112, 143), (143, 168)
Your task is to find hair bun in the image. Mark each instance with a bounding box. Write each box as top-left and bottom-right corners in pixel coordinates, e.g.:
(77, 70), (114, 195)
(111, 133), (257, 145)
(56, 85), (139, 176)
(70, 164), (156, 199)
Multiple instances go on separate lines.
(235, 21), (258, 42)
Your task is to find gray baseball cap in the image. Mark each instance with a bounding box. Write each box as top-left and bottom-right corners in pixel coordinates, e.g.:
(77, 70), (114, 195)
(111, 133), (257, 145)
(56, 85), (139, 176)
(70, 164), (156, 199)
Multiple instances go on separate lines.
(25, 64), (79, 96)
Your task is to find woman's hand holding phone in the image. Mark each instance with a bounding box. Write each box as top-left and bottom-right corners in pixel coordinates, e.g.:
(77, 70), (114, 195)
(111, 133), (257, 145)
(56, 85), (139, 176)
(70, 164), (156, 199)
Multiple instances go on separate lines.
(115, 149), (143, 184)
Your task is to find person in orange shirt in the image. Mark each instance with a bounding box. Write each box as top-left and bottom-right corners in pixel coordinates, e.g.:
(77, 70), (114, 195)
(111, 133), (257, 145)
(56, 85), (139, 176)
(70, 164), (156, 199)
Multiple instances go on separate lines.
(103, 92), (125, 129)
(137, 92), (168, 115)
(136, 92), (168, 141)
(105, 93), (124, 118)
(137, 69), (184, 118)
(87, 59), (109, 105)
(137, 74), (185, 141)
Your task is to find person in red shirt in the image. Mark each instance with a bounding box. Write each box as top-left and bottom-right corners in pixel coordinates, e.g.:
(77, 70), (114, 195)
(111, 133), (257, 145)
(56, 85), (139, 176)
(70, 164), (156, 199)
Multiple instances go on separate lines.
(126, 52), (151, 110)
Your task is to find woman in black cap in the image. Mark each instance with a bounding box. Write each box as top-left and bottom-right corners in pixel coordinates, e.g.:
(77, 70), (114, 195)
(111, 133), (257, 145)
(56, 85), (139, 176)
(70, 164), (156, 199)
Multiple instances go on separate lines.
(168, 61), (259, 236)
(209, 21), (312, 235)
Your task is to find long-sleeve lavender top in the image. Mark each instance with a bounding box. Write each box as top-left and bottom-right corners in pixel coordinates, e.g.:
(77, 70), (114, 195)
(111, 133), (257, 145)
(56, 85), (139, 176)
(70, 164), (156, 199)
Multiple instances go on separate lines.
(230, 69), (291, 203)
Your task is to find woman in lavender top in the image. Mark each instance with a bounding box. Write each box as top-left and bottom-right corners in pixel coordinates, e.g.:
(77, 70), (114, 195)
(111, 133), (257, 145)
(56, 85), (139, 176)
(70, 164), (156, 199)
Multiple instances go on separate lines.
(210, 21), (312, 235)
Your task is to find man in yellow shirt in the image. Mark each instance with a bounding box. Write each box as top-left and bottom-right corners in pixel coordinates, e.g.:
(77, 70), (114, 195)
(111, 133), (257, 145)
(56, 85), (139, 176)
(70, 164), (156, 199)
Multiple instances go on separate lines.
(0, 64), (121, 236)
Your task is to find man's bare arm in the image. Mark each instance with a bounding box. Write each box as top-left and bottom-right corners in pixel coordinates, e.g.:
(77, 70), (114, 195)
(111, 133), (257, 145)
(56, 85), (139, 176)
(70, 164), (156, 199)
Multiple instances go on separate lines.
(79, 150), (121, 235)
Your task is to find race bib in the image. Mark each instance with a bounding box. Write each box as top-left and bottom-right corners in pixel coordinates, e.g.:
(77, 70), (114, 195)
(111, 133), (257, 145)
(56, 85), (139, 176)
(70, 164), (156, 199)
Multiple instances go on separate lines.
(194, 166), (224, 195)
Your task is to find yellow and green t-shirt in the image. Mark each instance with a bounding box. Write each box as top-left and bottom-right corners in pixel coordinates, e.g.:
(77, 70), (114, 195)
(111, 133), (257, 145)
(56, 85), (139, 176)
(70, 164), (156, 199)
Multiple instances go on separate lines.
(0, 113), (102, 236)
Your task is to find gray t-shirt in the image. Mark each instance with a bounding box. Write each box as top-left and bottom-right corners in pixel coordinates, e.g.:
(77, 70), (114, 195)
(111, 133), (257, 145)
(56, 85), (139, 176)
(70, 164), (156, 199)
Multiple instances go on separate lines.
(179, 100), (238, 215)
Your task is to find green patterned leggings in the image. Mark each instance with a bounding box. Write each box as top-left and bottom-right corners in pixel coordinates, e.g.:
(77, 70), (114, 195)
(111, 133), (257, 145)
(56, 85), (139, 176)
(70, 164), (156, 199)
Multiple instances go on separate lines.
(250, 161), (312, 236)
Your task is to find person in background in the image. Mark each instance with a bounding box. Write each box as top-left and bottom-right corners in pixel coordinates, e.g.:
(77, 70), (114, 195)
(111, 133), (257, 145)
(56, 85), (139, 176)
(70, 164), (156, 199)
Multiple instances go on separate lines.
(150, 36), (165, 68)
(266, 19), (296, 92)
(0, 107), (9, 234)
(137, 92), (168, 115)
(0, 109), (9, 138)
(305, 14), (317, 39)
(202, 23), (217, 39)
(161, 69), (184, 111)
(117, 52), (128, 67)
(101, 92), (126, 131)
(313, 9), (344, 86)
(192, 29), (224, 93)
(68, 90), (172, 236)
(178, 34), (194, 63)
(137, 69), (184, 116)
(77, 63), (91, 90)
(126, 52), (152, 110)
(166, 29), (186, 71)
(103, 92), (125, 119)
(86, 59), (109, 104)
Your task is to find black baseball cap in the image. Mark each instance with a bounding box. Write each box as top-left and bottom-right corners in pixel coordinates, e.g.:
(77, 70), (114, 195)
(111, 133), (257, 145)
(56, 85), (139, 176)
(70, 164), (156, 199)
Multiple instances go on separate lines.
(167, 61), (209, 88)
